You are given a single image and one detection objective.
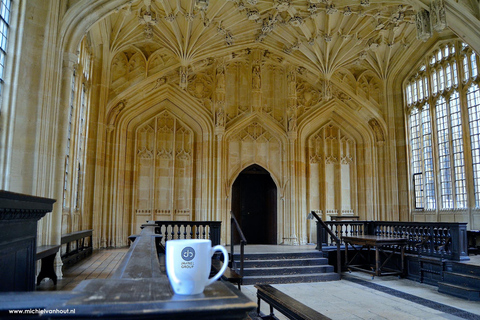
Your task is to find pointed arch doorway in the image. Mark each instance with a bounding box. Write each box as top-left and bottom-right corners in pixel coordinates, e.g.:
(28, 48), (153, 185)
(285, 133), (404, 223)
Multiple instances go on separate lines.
(231, 164), (277, 244)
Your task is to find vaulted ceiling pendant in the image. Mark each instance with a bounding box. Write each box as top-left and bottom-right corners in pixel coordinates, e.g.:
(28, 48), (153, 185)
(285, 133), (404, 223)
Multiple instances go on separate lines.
(195, 0), (209, 11)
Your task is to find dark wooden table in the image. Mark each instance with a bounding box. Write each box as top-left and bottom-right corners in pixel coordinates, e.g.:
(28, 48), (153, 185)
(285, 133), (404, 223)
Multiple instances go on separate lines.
(343, 235), (407, 278)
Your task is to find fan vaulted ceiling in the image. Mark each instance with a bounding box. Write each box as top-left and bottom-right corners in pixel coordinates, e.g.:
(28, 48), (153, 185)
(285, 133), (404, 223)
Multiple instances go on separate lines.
(102, 0), (420, 81)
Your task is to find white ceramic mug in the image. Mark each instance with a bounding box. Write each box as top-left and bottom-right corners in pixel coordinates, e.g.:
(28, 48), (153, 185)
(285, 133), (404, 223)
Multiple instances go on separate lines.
(166, 239), (228, 295)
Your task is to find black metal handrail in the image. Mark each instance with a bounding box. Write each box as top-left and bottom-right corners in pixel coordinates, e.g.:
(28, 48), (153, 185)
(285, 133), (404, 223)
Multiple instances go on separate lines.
(310, 211), (342, 278)
(230, 211), (247, 277)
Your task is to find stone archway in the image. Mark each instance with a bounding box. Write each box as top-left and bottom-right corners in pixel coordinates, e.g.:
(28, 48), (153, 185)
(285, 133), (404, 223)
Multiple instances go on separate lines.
(231, 164), (277, 245)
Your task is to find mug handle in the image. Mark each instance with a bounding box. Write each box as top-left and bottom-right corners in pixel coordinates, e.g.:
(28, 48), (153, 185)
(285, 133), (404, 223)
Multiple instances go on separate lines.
(166, 244), (182, 287)
(206, 245), (229, 286)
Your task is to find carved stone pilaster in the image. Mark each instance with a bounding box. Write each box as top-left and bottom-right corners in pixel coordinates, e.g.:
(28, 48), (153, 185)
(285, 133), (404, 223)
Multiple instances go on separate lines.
(215, 63), (226, 102)
(287, 68), (297, 138)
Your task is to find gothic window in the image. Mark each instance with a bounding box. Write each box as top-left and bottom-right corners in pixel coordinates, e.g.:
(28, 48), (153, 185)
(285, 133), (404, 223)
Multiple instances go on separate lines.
(467, 84), (480, 206)
(63, 68), (76, 207)
(0, 0), (11, 109)
(62, 37), (91, 213)
(405, 42), (479, 211)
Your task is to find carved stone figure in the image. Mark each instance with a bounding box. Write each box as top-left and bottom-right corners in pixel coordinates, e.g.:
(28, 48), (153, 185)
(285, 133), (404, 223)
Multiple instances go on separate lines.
(216, 106), (225, 127)
(216, 66), (225, 90)
(430, 0), (447, 32)
(252, 65), (261, 89)
(415, 9), (431, 42)
(179, 66), (188, 89)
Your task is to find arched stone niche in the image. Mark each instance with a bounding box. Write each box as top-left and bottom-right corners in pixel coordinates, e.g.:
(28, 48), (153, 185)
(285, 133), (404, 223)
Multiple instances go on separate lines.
(224, 116), (287, 244)
(97, 86), (213, 247)
(298, 100), (378, 244)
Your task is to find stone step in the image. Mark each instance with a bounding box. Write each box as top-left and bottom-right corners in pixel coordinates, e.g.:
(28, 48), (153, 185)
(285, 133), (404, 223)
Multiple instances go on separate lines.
(438, 282), (480, 301)
(242, 257), (329, 268)
(232, 251), (340, 286)
(242, 272), (341, 285)
(233, 252), (324, 261)
(443, 272), (480, 289)
(243, 265), (334, 277)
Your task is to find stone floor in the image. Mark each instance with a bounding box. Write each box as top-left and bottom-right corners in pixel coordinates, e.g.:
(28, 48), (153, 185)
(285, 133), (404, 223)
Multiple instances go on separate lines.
(242, 273), (480, 320)
(239, 245), (480, 320)
(38, 245), (480, 320)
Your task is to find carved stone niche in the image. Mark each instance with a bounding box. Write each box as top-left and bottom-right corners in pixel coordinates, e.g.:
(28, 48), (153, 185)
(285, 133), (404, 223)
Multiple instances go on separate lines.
(0, 190), (56, 291)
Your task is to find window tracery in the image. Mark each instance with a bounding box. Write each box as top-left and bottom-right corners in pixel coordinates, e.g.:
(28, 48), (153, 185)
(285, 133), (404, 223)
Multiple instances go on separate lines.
(405, 41), (480, 210)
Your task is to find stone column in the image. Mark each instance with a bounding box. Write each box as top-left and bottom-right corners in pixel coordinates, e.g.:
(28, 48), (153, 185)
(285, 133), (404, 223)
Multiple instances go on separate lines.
(369, 118), (386, 220)
(215, 63), (227, 243)
(50, 51), (78, 278)
(287, 68), (298, 245)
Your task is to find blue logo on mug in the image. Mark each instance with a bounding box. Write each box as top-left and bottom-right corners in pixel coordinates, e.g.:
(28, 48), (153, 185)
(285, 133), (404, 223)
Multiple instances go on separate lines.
(181, 247), (195, 261)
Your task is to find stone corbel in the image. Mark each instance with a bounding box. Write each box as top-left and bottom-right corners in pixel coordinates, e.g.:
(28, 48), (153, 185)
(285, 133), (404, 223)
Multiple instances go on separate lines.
(368, 118), (385, 145)
(415, 0), (447, 42)
(106, 100), (126, 131)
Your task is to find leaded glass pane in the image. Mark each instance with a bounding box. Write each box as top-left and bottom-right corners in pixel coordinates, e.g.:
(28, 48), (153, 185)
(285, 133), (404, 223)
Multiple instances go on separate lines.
(468, 84), (480, 206)
(450, 91), (467, 208)
(432, 70), (438, 94)
(445, 64), (452, 88)
(438, 68), (445, 92)
(464, 55), (470, 81)
(471, 54), (478, 79)
(422, 104), (435, 209)
(436, 97), (453, 209)
(406, 83), (412, 105)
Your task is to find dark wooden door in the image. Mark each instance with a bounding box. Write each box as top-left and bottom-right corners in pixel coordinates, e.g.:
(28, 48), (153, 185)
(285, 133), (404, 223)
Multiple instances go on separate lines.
(232, 165), (277, 244)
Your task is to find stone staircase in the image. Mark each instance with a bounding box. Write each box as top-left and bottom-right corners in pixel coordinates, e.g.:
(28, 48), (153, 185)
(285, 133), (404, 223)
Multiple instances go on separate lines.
(233, 251), (340, 285)
(438, 261), (480, 301)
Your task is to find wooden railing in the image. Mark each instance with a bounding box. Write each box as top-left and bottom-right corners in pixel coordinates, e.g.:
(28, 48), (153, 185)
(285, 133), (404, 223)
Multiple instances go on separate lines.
(152, 221), (221, 246)
(317, 220), (469, 261)
(230, 211), (247, 277)
(310, 211), (341, 277)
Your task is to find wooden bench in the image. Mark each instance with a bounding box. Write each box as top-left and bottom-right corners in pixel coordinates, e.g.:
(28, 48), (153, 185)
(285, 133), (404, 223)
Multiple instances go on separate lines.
(36, 245), (60, 285)
(255, 284), (331, 320)
(211, 259), (243, 290)
(61, 229), (93, 267)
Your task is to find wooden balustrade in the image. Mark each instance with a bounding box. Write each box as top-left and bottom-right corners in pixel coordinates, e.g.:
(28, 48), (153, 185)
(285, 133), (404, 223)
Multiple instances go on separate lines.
(317, 220), (468, 261)
(152, 221), (221, 246)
